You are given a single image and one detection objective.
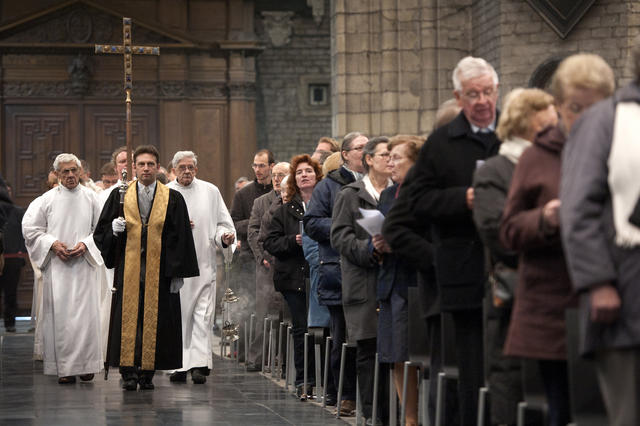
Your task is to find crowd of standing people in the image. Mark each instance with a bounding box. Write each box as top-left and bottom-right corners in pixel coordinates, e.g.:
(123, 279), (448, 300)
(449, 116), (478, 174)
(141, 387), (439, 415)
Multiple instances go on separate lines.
(0, 44), (638, 426)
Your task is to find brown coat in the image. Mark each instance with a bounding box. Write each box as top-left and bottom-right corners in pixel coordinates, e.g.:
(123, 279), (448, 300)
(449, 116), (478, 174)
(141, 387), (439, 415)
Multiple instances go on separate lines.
(499, 126), (577, 360)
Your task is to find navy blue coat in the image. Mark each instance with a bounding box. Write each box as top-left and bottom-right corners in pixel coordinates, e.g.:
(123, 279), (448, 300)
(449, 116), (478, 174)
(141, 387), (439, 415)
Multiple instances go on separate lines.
(377, 184), (418, 301)
(303, 166), (355, 305)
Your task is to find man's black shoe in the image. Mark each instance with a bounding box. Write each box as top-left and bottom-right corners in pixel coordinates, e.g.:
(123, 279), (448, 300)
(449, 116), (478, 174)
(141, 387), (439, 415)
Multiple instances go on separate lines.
(191, 369), (206, 384)
(169, 371), (187, 383)
(324, 394), (337, 406)
(138, 379), (154, 390)
(245, 363), (262, 372)
(5, 326), (16, 333)
(122, 379), (137, 391)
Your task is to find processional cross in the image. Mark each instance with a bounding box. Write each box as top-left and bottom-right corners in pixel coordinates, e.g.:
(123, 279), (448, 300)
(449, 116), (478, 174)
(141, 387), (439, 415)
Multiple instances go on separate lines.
(95, 17), (160, 178)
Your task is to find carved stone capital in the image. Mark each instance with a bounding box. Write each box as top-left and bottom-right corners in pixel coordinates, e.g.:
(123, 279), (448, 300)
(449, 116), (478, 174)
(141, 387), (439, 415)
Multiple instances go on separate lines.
(261, 11), (294, 47)
(306, 0), (325, 26)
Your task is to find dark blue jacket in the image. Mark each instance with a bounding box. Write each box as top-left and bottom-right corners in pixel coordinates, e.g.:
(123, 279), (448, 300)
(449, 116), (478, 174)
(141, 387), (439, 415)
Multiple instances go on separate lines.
(377, 184), (417, 301)
(303, 166), (355, 305)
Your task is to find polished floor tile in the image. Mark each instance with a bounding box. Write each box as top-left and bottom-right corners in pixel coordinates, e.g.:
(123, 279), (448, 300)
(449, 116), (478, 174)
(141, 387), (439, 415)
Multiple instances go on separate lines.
(1, 321), (349, 425)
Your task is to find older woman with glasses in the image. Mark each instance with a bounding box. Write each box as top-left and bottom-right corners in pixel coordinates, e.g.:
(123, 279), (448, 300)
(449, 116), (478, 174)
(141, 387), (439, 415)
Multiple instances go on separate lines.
(331, 136), (393, 425)
(371, 134), (425, 426)
(472, 87), (557, 425)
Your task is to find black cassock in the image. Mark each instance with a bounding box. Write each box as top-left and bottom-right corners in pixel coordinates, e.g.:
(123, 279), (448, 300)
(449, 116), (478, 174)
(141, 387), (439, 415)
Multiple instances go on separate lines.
(94, 182), (199, 370)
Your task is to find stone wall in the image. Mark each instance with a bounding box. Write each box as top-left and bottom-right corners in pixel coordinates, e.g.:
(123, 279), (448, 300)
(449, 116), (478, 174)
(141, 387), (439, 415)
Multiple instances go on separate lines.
(494, 0), (638, 96)
(331, 0), (473, 138)
(255, 1), (333, 164)
(331, 0), (639, 138)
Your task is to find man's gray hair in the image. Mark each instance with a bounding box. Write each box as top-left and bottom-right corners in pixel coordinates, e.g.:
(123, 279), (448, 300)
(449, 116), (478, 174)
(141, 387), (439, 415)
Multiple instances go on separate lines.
(53, 153), (81, 171)
(273, 162), (290, 172)
(340, 131), (366, 162)
(235, 176), (250, 186)
(172, 151), (198, 168)
(452, 56), (499, 91)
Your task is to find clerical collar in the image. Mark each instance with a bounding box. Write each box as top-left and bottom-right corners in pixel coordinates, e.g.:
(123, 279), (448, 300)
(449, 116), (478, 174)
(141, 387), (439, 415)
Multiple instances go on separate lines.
(137, 180), (157, 192)
(176, 177), (196, 188)
(60, 184), (80, 193)
(470, 121), (496, 134)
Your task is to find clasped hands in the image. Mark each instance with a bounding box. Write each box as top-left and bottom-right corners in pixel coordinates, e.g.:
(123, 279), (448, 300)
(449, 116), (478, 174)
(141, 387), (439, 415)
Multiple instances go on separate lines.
(51, 240), (86, 262)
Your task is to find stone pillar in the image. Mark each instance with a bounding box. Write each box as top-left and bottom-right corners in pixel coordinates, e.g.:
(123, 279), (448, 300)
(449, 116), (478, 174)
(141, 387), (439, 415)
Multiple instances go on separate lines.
(330, 0), (472, 138)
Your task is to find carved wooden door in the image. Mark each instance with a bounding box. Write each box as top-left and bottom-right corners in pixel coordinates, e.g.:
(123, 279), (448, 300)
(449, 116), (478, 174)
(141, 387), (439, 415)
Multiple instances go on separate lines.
(4, 104), (81, 208)
(83, 104), (158, 174)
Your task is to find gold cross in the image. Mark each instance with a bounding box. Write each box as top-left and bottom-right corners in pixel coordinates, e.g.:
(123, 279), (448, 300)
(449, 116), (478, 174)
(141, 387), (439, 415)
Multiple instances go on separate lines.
(95, 17), (160, 179)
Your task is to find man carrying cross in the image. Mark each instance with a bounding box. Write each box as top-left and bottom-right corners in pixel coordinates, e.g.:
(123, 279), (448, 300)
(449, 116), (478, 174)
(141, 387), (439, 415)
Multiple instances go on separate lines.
(94, 145), (199, 391)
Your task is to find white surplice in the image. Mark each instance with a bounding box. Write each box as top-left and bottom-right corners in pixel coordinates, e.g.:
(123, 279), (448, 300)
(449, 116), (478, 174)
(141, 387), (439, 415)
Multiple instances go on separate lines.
(168, 177), (236, 371)
(22, 184), (104, 377)
(95, 181), (122, 359)
(26, 196), (45, 360)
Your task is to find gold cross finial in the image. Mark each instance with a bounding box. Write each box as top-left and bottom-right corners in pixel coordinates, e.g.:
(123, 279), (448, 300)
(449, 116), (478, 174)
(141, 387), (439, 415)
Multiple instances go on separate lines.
(95, 17), (160, 180)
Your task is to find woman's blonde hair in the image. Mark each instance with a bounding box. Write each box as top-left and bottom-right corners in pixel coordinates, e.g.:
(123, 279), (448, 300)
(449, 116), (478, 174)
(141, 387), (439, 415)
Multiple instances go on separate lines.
(550, 53), (615, 103)
(322, 151), (343, 176)
(496, 88), (554, 141)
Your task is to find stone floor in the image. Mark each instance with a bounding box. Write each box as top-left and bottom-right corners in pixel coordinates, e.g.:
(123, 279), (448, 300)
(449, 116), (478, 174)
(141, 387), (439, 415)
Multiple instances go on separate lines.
(0, 320), (350, 426)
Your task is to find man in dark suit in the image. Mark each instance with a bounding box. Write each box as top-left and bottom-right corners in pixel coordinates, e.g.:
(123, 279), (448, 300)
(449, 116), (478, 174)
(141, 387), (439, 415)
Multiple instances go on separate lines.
(406, 56), (501, 425)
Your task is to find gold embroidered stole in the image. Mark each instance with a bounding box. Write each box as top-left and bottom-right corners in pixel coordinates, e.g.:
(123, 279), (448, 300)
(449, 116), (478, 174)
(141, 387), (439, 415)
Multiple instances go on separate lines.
(121, 182), (169, 369)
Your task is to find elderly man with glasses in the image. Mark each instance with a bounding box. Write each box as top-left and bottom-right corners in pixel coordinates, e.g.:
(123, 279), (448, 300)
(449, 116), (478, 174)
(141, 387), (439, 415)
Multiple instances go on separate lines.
(167, 151), (236, 384)
(403, 56), (501, 425)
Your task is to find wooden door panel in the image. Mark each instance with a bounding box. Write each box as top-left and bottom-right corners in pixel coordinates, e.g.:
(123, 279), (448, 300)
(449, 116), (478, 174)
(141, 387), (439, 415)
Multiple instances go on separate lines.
(4, 105), (80, 207)
(84, 104), (158, 173)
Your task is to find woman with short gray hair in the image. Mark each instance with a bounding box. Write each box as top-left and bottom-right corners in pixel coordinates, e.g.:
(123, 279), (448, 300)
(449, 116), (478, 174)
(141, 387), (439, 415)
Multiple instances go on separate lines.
(330, 136), (393, 424)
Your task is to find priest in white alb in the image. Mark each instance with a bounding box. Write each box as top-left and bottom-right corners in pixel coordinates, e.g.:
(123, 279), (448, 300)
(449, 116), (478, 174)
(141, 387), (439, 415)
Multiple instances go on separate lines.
(167, 151), (236, 384)
(21, 153), (103, 384)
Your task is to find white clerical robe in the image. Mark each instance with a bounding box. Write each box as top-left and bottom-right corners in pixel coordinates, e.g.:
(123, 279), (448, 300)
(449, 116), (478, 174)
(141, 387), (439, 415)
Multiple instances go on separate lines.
(26, 196), (45, 361)
(96, 181), (122, 359)
(22, 184), (104, 377)
(168, 177), (236, 371)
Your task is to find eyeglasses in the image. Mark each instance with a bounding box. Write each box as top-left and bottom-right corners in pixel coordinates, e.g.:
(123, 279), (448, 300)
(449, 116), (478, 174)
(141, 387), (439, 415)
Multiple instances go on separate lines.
(462, 87), (496, 101)
(177, 165), (195, 171)
(273, 173), (288, 179)
(345, 146), (364, 152)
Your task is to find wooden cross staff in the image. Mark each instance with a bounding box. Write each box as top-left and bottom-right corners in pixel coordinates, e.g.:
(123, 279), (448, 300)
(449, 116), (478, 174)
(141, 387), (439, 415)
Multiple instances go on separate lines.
(95, 17), (160, 180)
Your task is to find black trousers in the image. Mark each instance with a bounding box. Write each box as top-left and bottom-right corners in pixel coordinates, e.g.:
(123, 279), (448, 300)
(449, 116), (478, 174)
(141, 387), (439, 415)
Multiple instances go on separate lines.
(538, 359), (571, 426)
(357, 337), (389, 421)
(327, 304), (357, 400)
(451, 308), (484, 426)
(120, 366), (155, 383)
(281, 289), (314, 386)
(0, 258), (23, 327)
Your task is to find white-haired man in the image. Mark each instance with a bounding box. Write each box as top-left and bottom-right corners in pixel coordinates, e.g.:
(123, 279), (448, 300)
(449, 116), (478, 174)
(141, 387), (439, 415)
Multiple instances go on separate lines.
(22, 153), (104, 384)
(167, 151), (236, 384)
(245, 161), (289, 371)
(404, 56), (501, 424)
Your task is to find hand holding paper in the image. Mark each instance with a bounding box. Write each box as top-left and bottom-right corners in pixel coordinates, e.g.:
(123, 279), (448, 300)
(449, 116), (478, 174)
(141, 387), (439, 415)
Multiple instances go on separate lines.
(356, 207), (385, 237)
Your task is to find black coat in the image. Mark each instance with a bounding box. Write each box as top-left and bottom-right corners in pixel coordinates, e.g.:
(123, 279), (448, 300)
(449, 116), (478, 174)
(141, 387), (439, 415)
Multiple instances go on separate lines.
(94, 183), (199, 370)
(230, 179), (273, 257)
(406, 111), (500, 311)
(264, 194), (309, 293)
(303, 166), (355, 305)
(382, 172), (437, 318)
